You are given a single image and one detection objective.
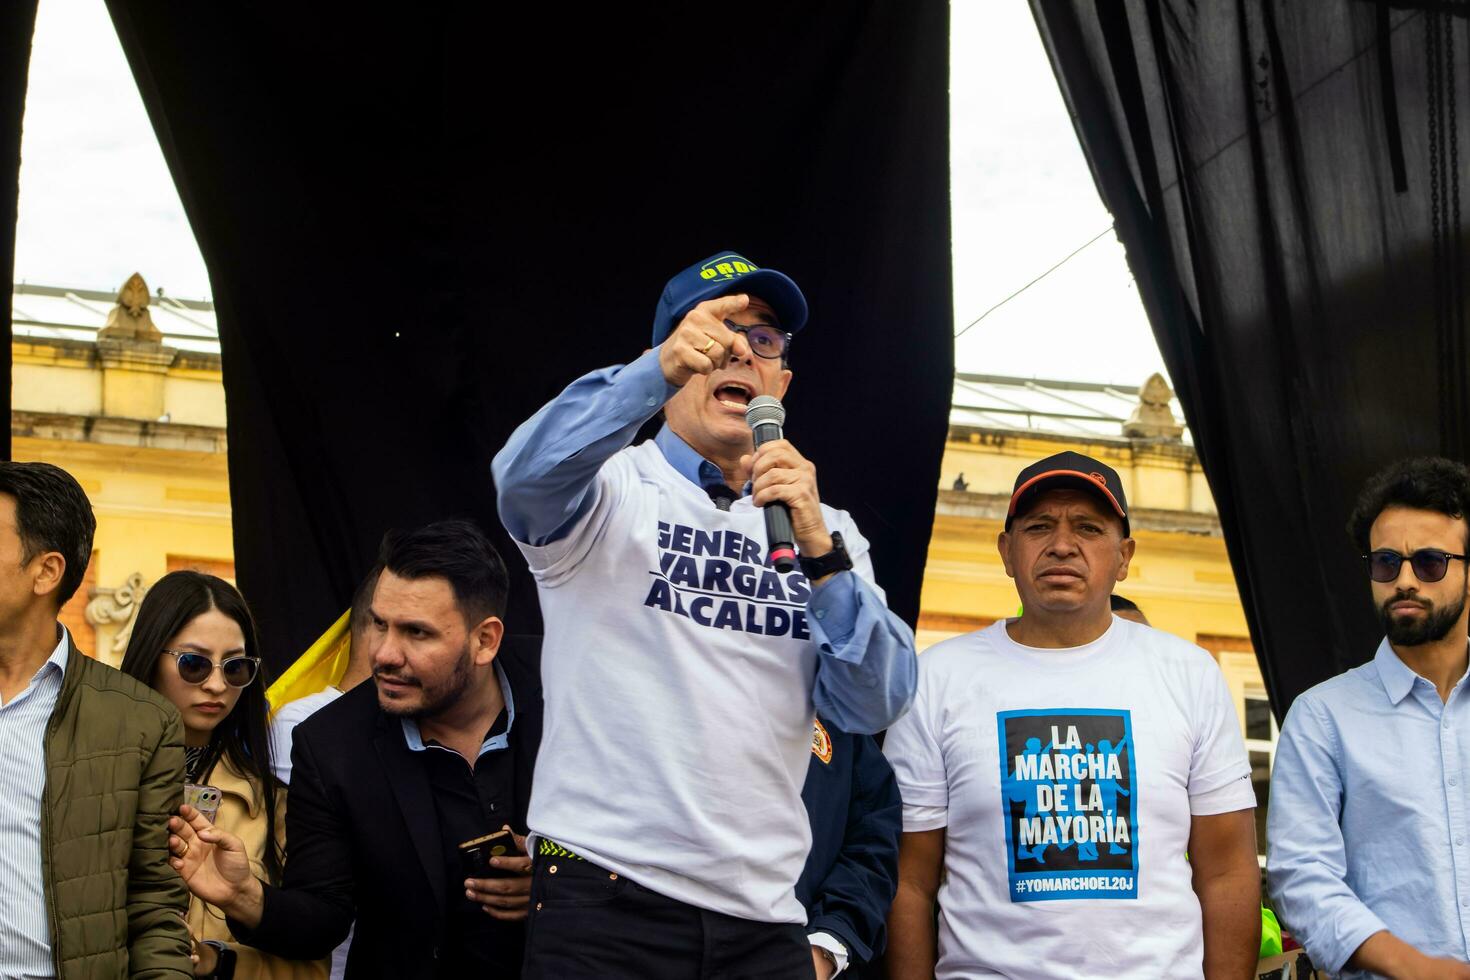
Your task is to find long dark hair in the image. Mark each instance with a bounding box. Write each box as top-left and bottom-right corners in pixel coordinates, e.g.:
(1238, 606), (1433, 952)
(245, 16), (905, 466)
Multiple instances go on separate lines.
(120, 570), (283, 881)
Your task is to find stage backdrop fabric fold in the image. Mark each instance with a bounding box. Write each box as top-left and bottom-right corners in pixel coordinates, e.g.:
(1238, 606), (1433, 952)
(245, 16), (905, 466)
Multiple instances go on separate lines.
(0, 0), (37, 465)
(1031, 1), (1470, 714)
(98, 3), (954, 669)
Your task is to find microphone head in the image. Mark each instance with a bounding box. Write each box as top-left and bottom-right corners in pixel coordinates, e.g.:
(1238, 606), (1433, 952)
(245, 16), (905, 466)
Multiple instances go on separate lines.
(745, 395), (785, 430)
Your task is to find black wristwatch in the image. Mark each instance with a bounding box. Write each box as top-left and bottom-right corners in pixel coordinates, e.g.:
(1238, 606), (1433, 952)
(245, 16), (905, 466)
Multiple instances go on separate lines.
(799, 531), (854, 581)
(201, 941), (236, 980)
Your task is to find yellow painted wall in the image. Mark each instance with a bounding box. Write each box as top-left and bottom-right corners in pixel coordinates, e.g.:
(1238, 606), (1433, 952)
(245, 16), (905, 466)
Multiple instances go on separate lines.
(162, 373), (229, 428)
(12, 337), (234, 666)
(14, 340), (225, 428)
(13, 343), (101, 416)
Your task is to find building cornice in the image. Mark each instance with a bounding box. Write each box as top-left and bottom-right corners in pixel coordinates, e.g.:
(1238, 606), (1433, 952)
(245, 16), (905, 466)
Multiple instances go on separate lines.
(933, 489), (1222, 537)
(946, 425), (1198, 461)
(12, 411), (227, 454)
(14, 335), (222, 374)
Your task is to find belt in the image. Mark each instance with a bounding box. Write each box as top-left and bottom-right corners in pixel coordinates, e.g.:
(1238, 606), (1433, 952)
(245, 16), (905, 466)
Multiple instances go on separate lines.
(537, 837), (585, 861)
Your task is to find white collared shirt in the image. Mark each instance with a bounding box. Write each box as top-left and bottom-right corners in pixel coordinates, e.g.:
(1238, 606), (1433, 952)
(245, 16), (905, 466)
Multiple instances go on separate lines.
(0, 627), (70, 978)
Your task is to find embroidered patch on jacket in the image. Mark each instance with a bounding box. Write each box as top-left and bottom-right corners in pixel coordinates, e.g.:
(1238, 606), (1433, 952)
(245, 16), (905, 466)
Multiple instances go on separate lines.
(811, 718), (833, 765)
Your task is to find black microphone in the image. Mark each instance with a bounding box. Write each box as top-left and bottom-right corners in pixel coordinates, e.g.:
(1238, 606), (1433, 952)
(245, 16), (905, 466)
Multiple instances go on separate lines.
(745, 395), (797, 572)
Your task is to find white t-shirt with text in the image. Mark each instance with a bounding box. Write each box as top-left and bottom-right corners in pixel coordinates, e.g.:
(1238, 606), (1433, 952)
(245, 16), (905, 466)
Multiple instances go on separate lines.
(517, 440), (883, 923)
(883, 617), (1255, 979)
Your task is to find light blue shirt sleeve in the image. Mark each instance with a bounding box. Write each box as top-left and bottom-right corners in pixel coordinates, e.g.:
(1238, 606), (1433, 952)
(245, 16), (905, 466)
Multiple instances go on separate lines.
(494, 348), (676, 546)
(1266, 695), (1388, 976)
(807, 569), (917, 736)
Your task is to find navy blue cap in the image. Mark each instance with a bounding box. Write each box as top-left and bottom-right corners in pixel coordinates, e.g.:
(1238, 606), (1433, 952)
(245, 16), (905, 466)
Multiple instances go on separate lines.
(651, 251), (809, 348)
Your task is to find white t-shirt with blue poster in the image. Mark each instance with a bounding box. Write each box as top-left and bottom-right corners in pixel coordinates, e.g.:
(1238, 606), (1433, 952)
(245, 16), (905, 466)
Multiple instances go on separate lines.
(516, 439), (886, 924)
(883, 617), (1255, 979)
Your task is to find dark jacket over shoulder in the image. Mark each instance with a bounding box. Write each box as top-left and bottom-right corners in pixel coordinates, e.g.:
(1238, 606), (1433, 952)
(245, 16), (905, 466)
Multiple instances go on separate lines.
(232, 637), (543, 979)
(796, 718), (902, 972)
(45, 630), (193, 979)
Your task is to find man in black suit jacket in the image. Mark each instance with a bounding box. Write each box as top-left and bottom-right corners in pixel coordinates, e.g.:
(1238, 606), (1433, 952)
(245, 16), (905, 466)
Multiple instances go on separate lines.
(169, 521), (542, 979)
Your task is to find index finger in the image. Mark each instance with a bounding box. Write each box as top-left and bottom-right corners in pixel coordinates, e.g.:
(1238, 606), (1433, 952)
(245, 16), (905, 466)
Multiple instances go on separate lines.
(696, 314), (749, 361)
(695, 293), (750, 320)
(725, 326), (750, 361)
(688, 316), (743, 359)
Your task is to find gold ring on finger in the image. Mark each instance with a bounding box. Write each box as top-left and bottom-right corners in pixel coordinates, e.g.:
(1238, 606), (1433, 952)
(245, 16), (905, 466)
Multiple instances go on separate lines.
(179, 839), (190, 857)
(698, 337), (716, 354)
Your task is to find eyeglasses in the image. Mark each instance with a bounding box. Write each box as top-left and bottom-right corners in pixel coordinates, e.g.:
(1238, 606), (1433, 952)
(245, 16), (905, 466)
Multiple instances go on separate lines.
(1363, 548), (1470, 583)
(162, 650), (262, 688)
(723, 319), (790, 360)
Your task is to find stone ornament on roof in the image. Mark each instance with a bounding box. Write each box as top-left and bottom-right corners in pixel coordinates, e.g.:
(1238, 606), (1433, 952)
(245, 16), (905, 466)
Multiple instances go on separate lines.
(1123, 372), (1184, 440)
(96, 272), (164, 344)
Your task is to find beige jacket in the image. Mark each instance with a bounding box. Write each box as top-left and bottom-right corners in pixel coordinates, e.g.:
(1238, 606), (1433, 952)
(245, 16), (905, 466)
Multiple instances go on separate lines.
(189, 758), (328, 980)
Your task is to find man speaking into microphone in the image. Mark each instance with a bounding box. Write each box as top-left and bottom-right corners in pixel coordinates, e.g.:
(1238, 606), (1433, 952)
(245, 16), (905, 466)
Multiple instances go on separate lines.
(493, 251), (916, 978)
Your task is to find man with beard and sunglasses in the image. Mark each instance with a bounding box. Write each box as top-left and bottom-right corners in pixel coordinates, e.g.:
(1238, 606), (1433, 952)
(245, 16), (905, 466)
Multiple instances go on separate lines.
(1269, 457), (1470, 980)
(167, 520), (544, 978)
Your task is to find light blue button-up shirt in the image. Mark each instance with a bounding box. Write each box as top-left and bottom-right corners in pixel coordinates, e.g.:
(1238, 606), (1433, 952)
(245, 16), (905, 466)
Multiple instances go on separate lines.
(1268, 638), (1470, 977)
(0, 628), (69, 979)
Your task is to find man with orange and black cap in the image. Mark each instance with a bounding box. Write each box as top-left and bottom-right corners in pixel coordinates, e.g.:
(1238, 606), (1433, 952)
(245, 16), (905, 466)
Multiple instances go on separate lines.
(883, 450), (1260, 980)
(493, 251), (916, 978)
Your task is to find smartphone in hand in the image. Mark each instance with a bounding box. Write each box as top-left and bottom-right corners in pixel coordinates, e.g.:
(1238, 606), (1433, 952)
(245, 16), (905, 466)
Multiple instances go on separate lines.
(459, 829), (516, 879)
(183, 784), (223, 823)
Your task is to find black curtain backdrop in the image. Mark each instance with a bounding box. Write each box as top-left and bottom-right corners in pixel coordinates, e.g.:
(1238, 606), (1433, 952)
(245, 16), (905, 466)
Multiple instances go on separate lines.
(91, 4), (953, 669)
(1031, 1), (1470, 714)
(0, 1), (37, 464)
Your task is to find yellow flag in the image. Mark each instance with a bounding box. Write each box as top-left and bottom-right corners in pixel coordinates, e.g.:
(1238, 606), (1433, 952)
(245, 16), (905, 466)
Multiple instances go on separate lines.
(266, 609), (352, 714)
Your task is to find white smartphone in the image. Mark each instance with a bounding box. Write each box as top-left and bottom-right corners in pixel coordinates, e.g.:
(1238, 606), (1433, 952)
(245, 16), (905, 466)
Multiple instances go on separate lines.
(183, 783), (222, 823)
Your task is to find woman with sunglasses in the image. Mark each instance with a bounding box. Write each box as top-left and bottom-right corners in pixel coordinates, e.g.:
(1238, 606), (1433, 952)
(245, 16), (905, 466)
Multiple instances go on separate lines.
(120, 570), (326, 980)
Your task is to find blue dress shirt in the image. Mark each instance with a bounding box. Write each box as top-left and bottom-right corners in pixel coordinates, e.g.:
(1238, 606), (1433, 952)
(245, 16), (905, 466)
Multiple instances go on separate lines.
(0, 628), (69, 979)
(492, 346), (916, 735)
(1268, 638), (1470, 977)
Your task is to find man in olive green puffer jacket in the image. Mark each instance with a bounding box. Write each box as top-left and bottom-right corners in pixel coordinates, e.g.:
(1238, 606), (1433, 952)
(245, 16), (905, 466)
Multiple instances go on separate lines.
(0, 461), (192, 979)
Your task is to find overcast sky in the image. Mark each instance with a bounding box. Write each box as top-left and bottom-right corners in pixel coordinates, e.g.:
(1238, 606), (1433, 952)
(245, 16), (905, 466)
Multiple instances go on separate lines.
(13, 0), (1169, 388)
(14, 0), (211, 301)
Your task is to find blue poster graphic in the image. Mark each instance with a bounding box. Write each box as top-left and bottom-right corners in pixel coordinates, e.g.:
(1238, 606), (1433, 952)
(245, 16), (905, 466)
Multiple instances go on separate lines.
(996, 708), (1138, 902)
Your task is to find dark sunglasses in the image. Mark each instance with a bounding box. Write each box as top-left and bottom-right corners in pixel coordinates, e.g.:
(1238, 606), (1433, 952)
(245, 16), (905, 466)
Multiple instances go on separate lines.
(1363, 548), (1470, 584)
(162, 650), (262, 688)
(723, 319), (790, 360)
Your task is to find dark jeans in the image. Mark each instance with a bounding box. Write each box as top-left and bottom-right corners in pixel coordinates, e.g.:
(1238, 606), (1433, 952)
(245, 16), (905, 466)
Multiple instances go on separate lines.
(521, 852), (813, 979)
